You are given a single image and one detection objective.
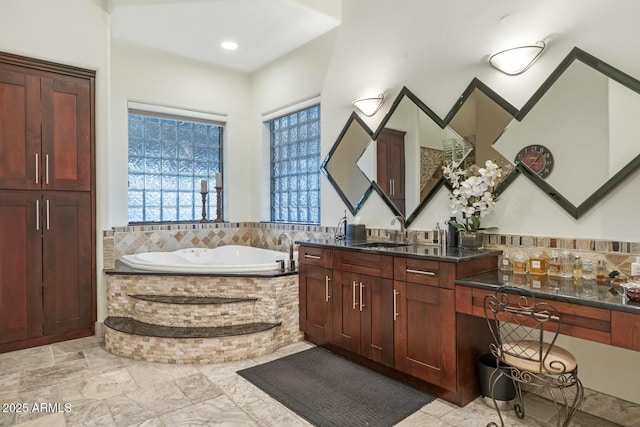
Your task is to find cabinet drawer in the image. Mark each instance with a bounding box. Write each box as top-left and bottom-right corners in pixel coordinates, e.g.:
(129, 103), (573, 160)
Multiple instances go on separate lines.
(457, 286), (612, 345)
(298, 245), (332, 268)
(332, 249), (393, 279)
(394, 257), (440, 287)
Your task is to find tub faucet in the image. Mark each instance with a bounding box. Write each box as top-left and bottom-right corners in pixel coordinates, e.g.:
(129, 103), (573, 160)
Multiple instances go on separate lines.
(278, 233), (295, 270)
(391, 215), (406, 242)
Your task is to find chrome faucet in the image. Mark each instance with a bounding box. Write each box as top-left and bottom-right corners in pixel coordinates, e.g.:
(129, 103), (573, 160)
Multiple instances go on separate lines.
(278, 233), (295, 270)
(391, 215), (406, 242)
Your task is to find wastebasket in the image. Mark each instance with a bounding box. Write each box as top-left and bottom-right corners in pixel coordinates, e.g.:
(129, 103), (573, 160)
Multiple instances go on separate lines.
(477, 353), (516, 409)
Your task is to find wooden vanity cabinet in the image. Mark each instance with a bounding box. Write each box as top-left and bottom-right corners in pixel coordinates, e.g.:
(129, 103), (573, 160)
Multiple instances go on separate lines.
(331, 250), (394, 367)
(393, 257), (457, 391)
(298, 246), (333, 345)
(393, 256), (497, 404)
(297, 243), (497, 406)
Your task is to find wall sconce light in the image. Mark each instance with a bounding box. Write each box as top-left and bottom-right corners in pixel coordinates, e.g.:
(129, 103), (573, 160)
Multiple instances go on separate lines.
(489, 41), (546, 75)
(352, 94), (385, 117)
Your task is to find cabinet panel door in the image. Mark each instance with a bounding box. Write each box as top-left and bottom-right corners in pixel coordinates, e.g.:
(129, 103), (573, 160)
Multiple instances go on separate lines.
(0, 191), (42, 343)
(41, 76), (92, 191)
(298, 264), (331, 345)
(332, 270), (362, 354)
(0, 69), (40, 190)
(366, 277), (394, 367)
(42, 192), (92, 335)
(394, 281), (456, 391)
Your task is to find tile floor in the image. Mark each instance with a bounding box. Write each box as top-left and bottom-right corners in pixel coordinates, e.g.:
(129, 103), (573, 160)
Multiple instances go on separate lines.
(0, 336), (633, 426)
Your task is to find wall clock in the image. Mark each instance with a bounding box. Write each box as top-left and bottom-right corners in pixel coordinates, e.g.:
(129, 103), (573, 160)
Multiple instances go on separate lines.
(514, 144), (554, 179)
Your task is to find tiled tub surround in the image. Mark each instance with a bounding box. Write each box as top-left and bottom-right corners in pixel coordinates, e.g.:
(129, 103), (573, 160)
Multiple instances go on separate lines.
(105, 272), (303, 363)
(105, 223), (640, 276)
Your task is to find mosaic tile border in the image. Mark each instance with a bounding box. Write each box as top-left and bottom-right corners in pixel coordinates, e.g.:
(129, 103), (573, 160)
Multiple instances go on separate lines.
(104, 223), (640, 274)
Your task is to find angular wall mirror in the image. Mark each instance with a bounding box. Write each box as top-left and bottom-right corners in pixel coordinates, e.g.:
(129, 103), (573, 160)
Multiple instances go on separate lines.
(321, 112), (375, 214)
(323, 47), (640, 221)
(493, 47), (640, 218)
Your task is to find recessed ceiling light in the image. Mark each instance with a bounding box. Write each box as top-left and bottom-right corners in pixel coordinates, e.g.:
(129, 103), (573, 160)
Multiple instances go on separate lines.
(221, 41), (238, 51)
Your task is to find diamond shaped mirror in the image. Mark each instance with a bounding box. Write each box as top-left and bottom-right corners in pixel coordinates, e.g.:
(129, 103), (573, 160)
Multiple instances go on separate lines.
(493, 47), (640, 218)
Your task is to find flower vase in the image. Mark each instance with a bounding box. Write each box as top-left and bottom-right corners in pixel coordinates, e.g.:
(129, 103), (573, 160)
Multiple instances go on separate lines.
(458, 231), (484, 250)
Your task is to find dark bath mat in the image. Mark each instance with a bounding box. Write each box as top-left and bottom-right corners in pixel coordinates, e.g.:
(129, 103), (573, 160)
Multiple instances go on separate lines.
(237, 347), (435, 427)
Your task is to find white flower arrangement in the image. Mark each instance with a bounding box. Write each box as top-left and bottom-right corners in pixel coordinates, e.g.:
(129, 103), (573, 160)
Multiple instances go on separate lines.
(442, 159), (502, 232)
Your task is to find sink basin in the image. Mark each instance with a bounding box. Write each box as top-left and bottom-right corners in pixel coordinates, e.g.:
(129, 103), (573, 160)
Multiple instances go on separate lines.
(352, 241), (411, 248)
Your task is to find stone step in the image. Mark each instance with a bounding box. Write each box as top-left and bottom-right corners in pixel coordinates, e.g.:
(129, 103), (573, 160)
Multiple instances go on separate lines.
(128, 294), (260, 328)
(129, 294), (258, 305)
(104, 316), (280, 339)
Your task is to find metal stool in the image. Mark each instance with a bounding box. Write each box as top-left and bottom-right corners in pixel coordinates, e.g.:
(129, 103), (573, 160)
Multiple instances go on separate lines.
(483, 286), (584, 427)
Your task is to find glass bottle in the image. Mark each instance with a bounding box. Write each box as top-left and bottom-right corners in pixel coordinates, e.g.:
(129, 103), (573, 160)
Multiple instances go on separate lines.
(547, 256), (561, 276)
(512, 251), (529, 275)
(499, 252), (513, 271)
(529, 251), (546, 275)
(596, 259), (606, 282)
(573, 255), (583, 279)
(582, 259), (594, 280)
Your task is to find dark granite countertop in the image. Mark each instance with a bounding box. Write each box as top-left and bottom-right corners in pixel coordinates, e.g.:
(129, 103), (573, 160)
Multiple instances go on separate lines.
(295, 239), (502, 263)
(455, 269), (640, 315)
(105, 260), (298, 278)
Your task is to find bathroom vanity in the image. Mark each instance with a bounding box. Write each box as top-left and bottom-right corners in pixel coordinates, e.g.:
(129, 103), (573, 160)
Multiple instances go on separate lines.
(297, 240), (499, 406)
(297, 240), (640, 406)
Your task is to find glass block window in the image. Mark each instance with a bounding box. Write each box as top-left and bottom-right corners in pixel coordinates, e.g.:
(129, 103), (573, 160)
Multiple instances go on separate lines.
(270, 104), (321, 223)
(128, 112), (223, 223)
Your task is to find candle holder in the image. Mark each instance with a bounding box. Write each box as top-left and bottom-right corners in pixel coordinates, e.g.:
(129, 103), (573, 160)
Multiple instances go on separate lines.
(215, 186), (224, 223)
(200, 191), (208, 223)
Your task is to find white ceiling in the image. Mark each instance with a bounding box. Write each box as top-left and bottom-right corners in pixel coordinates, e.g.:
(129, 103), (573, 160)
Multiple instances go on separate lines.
(109, 0), (341, 73)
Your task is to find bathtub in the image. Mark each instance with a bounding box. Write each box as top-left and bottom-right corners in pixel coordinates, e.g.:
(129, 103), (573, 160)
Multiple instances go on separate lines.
(119, 245), (289, 273)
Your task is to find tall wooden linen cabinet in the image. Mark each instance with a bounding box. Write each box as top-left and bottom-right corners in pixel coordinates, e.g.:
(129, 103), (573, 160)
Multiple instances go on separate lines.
(0, 52), (96, 353)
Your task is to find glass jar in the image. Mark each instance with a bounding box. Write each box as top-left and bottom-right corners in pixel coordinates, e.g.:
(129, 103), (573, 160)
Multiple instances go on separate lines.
(582, 259), (594, 280)
(560, 252), (573, 278)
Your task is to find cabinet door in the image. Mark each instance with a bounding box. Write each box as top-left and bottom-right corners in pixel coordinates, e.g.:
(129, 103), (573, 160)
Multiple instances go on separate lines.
(394, 281), (456, 391)
(365, 276), (394, 367)
(0, 68), (41, 190)
(332, 270), (363, 354)
(41, 75), (92, 191)
(42, 192), (92, 335)
(0, 191), (43, 344)
(298, 263), (332, 345)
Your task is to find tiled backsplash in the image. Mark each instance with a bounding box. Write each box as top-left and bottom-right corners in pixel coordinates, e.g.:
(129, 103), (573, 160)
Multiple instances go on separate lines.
(104, 223), (640, 275)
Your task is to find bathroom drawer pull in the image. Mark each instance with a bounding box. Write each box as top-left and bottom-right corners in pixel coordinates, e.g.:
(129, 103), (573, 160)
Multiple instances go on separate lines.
(325, 276), (331, 302)
(359, 283), (365, 311)
(46, 199), (50, 230)
(353, 281), (358, 310)
(406, 268), (436, 276)
(35, 153), (39, 184)
(393, 289), (399, 320)
(304, 254), (321, 260)
(35, 199), (40, 230)
(45, 154), (49, 185)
